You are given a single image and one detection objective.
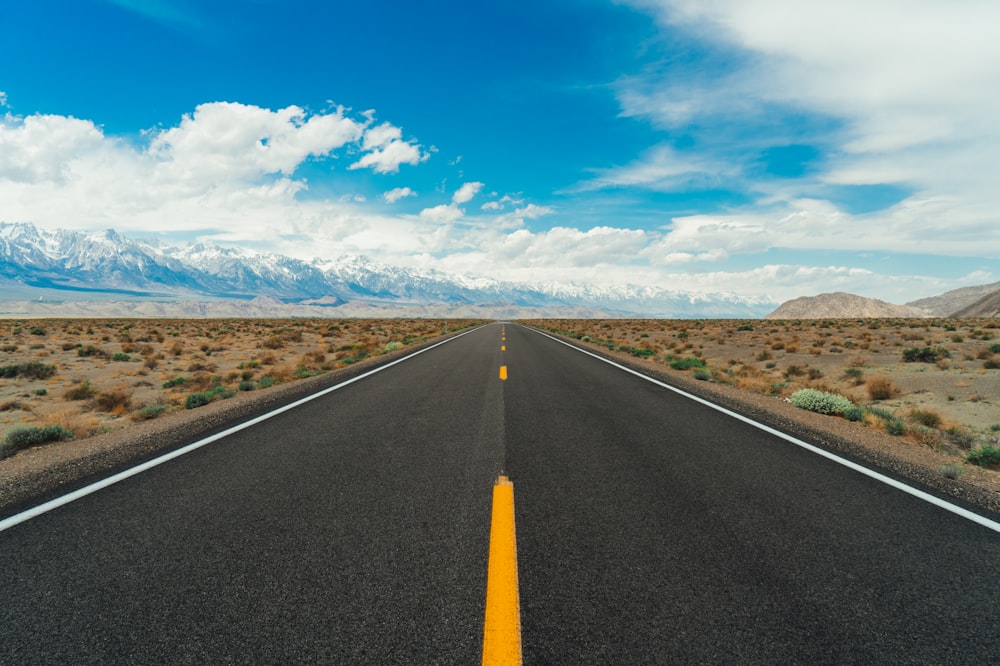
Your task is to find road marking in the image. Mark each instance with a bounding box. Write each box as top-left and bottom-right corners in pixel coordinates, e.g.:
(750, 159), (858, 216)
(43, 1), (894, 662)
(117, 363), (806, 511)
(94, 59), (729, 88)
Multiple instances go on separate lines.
(0, 326), (488, 533)
(499, 365), (508, 381)
(501, 345), (506, 351)
(482, 475), (522, 665)
(527, 326), (1000, 535)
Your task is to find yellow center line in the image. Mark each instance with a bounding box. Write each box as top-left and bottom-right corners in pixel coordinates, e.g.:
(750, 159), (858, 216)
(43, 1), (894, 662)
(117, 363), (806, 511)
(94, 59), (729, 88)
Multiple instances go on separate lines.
(482, 475), (522, 665)
(501, 345), (506, 351)
(499, 365), (508, 381)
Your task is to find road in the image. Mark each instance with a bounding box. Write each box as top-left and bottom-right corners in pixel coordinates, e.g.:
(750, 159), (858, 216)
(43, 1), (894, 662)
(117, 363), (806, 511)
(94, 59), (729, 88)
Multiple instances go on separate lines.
(2, 322), (999, 663)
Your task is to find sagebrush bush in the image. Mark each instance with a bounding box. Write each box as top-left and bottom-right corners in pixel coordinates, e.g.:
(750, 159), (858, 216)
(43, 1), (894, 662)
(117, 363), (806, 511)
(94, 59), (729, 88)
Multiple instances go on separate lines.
(0, 361), (57, 379)
(902, 346), (949, 363)
(185, 386), (235, 409)
(789, 389), (854, 415)
(669, 356), (705, 371)
(843, 406), (865, 422)
(132, 405), (166, 421)
(2, 425), (73, 458)
(967, 446), (1000, 467)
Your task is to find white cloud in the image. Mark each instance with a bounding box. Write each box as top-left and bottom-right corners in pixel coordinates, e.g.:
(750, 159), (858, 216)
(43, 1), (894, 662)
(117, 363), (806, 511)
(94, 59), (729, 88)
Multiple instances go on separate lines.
(149, 102), (364, 183)
(361, 122), (402, 150)
(452, 181), (483, 204)
(612, 1), (1000, 251)
(349, 138), (427, 174)
(383, 186), (416, 203)
(0, 101), (434, 248)
(480, 194), (525, 211)
(418, 203), (464, 225)
(570, 144), (734, 192)
(350, 120), (428, 174)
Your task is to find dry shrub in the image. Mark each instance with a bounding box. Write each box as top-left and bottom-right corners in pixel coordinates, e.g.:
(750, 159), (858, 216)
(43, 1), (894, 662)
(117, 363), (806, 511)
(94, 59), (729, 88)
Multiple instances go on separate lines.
(169, 341), (184, 356)
(64, 380), (97, 401)
(784, 343), (800, 353)
(93, 386), (133, 415)
(867, 376), (900, 400)
(300, 350), (326, 368)
(261, 335), (285, 350)
(259, 352), (278, 365)
(42, 408), (100, 438)
(189, 373), (219, 391)
(909, 427), (943, 449)
(909, 407), (943, 429)
(266, 364), (296, 383)
(187, 360), (217, 373)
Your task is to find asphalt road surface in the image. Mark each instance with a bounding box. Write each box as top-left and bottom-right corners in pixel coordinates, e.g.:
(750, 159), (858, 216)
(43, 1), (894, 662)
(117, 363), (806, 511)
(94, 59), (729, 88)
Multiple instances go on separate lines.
(3, 322), (999, 664)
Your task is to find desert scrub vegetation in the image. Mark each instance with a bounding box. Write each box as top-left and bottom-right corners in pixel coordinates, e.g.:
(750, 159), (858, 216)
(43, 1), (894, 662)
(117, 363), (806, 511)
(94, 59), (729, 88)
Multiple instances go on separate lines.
(902, 346), (950, 363)
(789, 389), (854, 415)
(0, 318), (483, 455)
(967, 445), (1000, 467)
(185, 386), (236, 409)
(2, 426), (73, 459)
(0, 361), (57, 379)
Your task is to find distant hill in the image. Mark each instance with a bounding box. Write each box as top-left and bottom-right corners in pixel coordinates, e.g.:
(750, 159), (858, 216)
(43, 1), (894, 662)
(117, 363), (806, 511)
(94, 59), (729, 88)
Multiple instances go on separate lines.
(907, 281), (1000, 317)
(949, 288), (1000, 318)
(765, 292), (930, 319)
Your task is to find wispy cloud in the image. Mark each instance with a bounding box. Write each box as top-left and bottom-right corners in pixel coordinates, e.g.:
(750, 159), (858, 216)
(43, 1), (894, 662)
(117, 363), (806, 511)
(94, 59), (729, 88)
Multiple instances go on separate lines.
(102, 0), (207, 33)
(383, 187), (416, 204)
(611, 0), (1000, 262)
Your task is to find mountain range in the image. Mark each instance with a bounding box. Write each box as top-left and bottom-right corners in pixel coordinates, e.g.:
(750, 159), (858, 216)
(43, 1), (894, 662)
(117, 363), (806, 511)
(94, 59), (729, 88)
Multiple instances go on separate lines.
(0, 222), (775, 318)
(3, 222), (996, 319)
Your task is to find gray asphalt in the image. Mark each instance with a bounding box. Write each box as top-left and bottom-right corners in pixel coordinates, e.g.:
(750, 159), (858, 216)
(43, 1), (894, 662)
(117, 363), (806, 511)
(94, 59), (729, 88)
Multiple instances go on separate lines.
(2, 322), (999, 664)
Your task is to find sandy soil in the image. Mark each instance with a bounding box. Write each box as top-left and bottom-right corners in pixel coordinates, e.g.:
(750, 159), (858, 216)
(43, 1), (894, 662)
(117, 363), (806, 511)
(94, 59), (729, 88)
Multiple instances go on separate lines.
(2, 317), (999, 516)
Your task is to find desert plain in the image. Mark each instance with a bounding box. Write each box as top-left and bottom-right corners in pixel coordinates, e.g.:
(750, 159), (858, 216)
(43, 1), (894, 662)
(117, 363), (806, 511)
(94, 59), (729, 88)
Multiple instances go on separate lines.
(2, 317), (1000, 509)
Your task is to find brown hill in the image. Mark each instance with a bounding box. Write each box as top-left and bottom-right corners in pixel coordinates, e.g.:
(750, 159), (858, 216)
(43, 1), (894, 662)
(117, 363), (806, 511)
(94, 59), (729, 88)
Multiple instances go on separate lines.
(906, 281), (1000, 316)
(949, 288), (1000, 317)
(765, 292), (930, 319)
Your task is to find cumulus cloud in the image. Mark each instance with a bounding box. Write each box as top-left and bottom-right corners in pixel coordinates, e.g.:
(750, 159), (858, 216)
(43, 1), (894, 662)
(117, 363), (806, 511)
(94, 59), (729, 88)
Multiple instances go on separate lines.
(416, 182), (486, 225)
(383, 186), (416, 204)
(148, 102), (364, 183)
(350, 121), (428, 174)
(451, 181), (483, 204)
(418, 203), (465, 225)
(0, 100), (431, 246)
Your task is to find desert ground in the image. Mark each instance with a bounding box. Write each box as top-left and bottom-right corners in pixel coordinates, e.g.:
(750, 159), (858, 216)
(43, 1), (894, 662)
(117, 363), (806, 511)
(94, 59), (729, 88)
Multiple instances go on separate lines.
(2, 317), (1000, 509)
(0, 318), (481, 454)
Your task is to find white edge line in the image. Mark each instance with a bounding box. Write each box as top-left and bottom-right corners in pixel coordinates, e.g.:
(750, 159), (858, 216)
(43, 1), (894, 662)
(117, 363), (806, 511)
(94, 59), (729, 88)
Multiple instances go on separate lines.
(0, 325), (486, 533)
(527, 326), (1000, 535)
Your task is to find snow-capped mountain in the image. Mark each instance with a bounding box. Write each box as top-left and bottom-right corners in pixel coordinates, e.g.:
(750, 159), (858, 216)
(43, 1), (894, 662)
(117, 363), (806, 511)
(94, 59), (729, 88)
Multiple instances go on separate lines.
(0, 222), (776, 317)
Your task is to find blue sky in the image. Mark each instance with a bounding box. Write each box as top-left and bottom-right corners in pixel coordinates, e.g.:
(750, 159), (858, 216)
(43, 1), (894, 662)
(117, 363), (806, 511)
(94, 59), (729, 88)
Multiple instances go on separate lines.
(2, 0), (998, 304)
